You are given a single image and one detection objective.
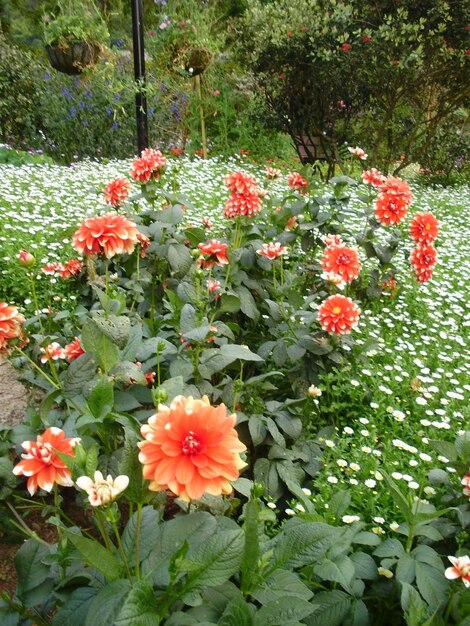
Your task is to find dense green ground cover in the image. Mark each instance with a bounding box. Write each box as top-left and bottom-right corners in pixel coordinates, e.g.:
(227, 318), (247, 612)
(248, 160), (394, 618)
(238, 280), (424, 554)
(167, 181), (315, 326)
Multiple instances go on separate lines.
(1, 157), (469, 529)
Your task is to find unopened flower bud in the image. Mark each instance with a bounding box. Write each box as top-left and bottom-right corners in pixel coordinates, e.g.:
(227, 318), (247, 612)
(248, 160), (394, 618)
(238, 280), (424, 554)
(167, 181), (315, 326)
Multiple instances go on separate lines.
(18, 250), (36, 267)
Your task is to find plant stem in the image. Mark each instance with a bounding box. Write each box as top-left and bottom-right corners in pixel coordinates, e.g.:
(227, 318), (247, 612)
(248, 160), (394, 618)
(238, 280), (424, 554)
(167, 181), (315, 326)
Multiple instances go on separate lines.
(95, 509), (114, 552)
(5, 502), (50, 546)
(15, 347), (60, 390)
(134, 503), (143, 581)
(28, 272), (45, 335)
(111, 520), (133, 581)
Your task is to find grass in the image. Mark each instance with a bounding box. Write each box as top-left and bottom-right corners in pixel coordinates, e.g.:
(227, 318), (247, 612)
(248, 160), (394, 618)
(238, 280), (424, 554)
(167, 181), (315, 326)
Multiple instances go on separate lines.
(0, 156), (469, 531)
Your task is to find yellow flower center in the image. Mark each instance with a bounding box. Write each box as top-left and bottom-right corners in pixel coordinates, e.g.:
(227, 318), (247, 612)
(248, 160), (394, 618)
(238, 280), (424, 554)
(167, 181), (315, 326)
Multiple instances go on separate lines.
(333, 306), (342, 314)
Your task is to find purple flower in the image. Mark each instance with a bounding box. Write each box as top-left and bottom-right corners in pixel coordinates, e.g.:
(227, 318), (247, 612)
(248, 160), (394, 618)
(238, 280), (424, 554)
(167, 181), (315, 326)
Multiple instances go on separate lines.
(84, 90), (93, 99)
(61, 85), (72, 100)
(44, 72), (52, 81)
(111, 121), (119, 130)
(113, 93), (121, 103)
(105, 107), (113, 117)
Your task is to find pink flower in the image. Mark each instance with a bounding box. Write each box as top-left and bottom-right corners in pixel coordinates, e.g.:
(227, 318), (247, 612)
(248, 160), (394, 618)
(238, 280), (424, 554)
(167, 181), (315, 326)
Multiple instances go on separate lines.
(462, 472), (470, 498)
(362, 168), (386, 186)
(207, 279), (221, 294)
(445, 555), (470, 588)
(287, 172), (308, 191)
(341, 43), (351, 52)
(213, 90), (220, 96)
(40, 342), (66, 364)
(348, 146), (367, 160)
(257, 242), (287, 260)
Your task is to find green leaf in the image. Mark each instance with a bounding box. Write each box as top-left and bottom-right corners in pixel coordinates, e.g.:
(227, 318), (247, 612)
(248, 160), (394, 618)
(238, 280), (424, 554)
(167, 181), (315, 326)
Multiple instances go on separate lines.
(254, 597), (316, 625)
(218, 294), (241, 314)
(303, 590), (351, 626)
(241, 496), (261, 595)
(236, 285), (260, 321)
(378, 471), (412, 523)
(327, 490), (351, 519)
(86, 376), (114, 419)
(218, 597), (254, 626)
(81, 318), (120, 373)
(373, 539), (405, 558)
(400, 582), (428, 626)
(314, 557), (355, 593)
(62, 352), (97, 398)
(119, 432), (145, 504)
(15, 540), (54, 607)
(350, 552), (378, 580)
(93, 315), (131, 349)
(63, 529), (123, 580)
(52, 587), (98, 626)
(249, 416), (267, 446)
(180, 529), (244, 588)
(115, 581), (160, 626)
(141, 512), (217, 586)
(168, 243), (193, 276)
(85, 580), (132, 626)
(428, 440), (457, 462)
(180, 304), (198, 334)
(121, 506), (161, 566)
(272, 521), (339, 570)
(415, 562), (448, 609)
(396, 554), (416, 584)
(219, 344), (264, 363)
(253, 458), (281, 500)
(252, 570), (313, 605)
(110, 361), (147, 386)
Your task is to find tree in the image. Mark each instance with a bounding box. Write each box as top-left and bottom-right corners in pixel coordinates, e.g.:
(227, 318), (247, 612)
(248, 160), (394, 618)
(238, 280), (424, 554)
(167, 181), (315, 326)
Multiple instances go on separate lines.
(241, 0), (469, 173)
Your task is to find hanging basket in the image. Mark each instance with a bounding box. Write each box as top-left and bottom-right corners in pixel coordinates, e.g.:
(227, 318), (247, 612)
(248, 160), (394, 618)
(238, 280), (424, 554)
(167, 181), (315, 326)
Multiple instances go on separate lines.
(184, 47), (212, 77)
(45, 41), (102, 75)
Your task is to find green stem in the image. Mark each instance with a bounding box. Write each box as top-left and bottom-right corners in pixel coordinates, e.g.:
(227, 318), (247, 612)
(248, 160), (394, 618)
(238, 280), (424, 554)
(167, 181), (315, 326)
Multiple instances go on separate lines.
(134, 503), (143, 581)
(105, 258), (110, 318)
(15, 347), (60, 390)
(28, 272), (44, 335)
(111, 520), (133, 581)
(95, 509), (114, 552)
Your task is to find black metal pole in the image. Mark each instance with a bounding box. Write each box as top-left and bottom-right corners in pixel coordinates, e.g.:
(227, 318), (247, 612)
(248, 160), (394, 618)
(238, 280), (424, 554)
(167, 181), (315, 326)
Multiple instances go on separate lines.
(131, 0), (149, 154)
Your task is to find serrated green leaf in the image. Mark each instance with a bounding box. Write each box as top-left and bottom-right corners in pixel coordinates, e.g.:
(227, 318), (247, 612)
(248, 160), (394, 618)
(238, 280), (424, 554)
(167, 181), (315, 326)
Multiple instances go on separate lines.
(115, 581), (160, 626)
(303, 590), (351, 626)
(15, 540), (54, 607)
(93, 315), (131, 349)
(218, 596), (254, 626)
(236, 285), (260, 321)
(254, 597), (315, 625)
(86, 376), (114, 419)
(373, 538), (405, 558)
(252, 569), (313, 605)
(63, 529), (123, 581)
(85, 580), (131, 626)
(271, 521), (339, 571)
(121, 506), (161, 566)
(181, 530), (244, 588)
(119, 432), (145, 504)
(62, 352), (97, 398)
(314, 557), (355, 593)
(415, 562), (448, 609)
(168, 243), (193, 276)
(52, 587), (98, 626)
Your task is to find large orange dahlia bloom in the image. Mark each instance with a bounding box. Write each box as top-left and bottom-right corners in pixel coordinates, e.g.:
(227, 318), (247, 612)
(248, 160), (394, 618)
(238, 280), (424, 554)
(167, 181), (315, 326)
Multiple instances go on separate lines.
(287, 172), (308, 192)
(138, 395), (247, 501)
(321, 245), (361, 283)
(13, 427), (79, 496)
(72, 214), (140, 259)
(131, 149), (167, 184)
(103, 178), (131, 206)
(0, 302), (25, 354)
(375, 177), (413, 226)
(224, 192), (261, 218)
(318, 295), (360, 335)
(409, 212), (439, 244)
(224, 171), (258, 195)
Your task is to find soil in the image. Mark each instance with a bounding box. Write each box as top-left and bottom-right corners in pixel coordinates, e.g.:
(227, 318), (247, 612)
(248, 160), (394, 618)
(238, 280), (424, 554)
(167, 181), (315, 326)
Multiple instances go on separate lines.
(0, 360), (30, 598)
(0, 360), (27, 428)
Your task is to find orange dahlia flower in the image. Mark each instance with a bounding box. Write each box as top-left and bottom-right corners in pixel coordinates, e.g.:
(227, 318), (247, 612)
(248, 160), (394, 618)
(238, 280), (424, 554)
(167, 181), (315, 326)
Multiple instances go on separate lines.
(321, 245), (361, 283)
(0, 302), (25, 354)
(103, 178), (131, 206)
(224, 192), (261, 218)
(410, 244), (437, 271)
(257, 242), (287, 260)
(362, 168), (385, 186)
(131, 149), (167, 184)
(138, 395), (247, 501)
(375, 193), (409, 226)
(197, 240), (229, 269)
(72, 214), (140, 259)
(224, 171), (258, 195)
(379, 177), (413, 205)
(13, 427), (79, 496)
(64, 337), (85, 362)
(318, 294), (360, 335)
(409, 212), (439, 244)
(287, 172), (308, 191)
(59, 258), (83, 279)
